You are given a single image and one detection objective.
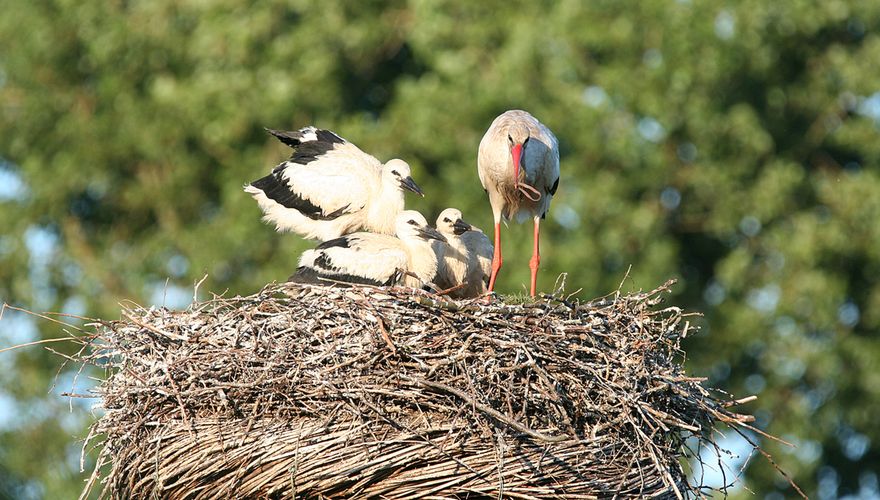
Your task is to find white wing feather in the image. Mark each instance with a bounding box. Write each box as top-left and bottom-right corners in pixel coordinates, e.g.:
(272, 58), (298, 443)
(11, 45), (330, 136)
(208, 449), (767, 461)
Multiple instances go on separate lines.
(279, 155), (379, 216)
(320, 234), (409, 282)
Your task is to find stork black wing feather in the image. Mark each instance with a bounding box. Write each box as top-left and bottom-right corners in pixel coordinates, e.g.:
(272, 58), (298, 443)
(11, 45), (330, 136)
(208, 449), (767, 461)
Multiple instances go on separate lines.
(266, 127), (346, 165)
(249, 170), (351, 221)
(549, 177), (559, 196)
(315, 237), (353, 250)
(265, 128), (304, 148)
(288, 266), (392, 287)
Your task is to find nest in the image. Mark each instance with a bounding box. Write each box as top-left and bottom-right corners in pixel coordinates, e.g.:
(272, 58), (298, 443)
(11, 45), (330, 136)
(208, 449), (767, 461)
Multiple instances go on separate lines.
(76, 281), (764, 499)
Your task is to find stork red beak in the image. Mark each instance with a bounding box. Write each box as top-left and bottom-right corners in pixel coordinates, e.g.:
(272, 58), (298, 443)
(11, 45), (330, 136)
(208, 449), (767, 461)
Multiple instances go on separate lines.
(511, 143), (523, 188)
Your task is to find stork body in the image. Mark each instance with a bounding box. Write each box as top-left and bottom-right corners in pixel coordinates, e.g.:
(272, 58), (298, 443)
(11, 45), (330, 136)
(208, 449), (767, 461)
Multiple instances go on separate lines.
(432, 208), (494, 299)
(289, 211), (444, 288)
(432, 208), (472, 296)
(477, 110), (559, 297)
(246, 127), (424, 241)
(459, 226), (493, 298)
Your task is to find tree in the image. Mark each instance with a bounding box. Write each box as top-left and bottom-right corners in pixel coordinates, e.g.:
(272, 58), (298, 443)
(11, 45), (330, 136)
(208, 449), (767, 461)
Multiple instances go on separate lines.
(1, 0), (878, 496)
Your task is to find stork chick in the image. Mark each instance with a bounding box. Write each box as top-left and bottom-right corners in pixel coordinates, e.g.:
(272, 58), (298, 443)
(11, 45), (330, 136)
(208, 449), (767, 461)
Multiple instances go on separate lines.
(459, 223), (494, 298)
(477, 110), (560, 297)
(432, 208), (494, 299)
(289, 210), (445, 288)
(432, 208), (471, 293)
(246, 127), (424, 241)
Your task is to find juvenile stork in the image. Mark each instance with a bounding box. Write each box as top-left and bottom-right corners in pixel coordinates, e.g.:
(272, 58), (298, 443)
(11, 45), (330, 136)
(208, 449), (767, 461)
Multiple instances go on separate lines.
(459, 222), (494, 298)
(246, 127), (424, 241)
(289, 210), (445, 288)
(432, 208), (494, 299)
(477, 110), (559, 297)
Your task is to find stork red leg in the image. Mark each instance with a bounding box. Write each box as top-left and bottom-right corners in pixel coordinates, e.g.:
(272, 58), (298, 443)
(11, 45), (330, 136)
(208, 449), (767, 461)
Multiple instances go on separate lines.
(487, 222), (503, 293)
(529, 217), (541, 297)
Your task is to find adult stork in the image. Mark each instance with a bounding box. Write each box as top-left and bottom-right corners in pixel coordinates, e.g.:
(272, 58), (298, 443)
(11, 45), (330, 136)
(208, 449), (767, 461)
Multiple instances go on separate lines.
(289, 211), (445, 288)
(477, 110), (559, 297)
(432, 208), (493, 299)
(246, 126), (424, 241)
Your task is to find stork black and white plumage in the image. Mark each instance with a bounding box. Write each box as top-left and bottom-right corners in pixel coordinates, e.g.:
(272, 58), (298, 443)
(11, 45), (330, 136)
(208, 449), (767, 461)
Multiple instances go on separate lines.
(432, 208), (494, 299)
(246, 127), (424, 241)
(477, 110), (560, 297)
(289, 210), (445, 288)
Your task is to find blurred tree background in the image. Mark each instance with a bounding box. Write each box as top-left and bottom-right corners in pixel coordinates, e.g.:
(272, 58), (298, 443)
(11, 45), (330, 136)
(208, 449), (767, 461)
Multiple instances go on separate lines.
(1, 0), (879, 497)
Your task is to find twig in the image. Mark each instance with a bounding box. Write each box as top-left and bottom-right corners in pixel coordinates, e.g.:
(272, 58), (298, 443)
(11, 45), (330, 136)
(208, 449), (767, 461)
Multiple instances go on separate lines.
(376, 315), (397, 355)
(402, 376), (570, 443)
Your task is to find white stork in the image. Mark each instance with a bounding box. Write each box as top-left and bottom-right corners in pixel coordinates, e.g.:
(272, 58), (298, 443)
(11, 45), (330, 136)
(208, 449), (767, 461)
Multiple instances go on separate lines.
(246, 127), (424, 241)
(477, 110), (560, 297)
(459, 221), (494, 298)
(432, 208), (494, 299)
(431, 208), (471, 293)
(289, 210), (445, 288)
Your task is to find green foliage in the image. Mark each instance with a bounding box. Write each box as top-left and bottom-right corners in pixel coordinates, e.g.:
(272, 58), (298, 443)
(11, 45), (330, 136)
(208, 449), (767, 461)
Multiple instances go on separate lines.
(2, 0), (879, 496)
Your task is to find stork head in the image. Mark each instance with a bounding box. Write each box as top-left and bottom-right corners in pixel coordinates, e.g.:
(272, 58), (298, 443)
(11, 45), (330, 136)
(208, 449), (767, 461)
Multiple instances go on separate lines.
(383, 159), (424, 197)
(396, 210), (446, 243)
(506, 123), (531, 188)
(436, 208), (473, 237)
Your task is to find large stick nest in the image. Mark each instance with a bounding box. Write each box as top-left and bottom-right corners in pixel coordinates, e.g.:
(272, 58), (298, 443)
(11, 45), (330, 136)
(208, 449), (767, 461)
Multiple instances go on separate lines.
(77, 281), (759, 499)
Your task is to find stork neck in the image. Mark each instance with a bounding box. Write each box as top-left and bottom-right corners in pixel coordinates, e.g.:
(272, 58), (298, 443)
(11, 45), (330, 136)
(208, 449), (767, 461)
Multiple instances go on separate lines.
(403, 238), (439, 283)
(367, 184), (406, 234)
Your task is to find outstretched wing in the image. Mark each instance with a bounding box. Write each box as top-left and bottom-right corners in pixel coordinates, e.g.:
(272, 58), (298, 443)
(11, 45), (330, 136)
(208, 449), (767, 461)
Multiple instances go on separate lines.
(247, 127), (383, 220)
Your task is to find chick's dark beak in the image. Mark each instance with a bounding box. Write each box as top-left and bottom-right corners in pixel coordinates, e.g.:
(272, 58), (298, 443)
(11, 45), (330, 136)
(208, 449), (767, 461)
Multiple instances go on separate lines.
(400, 176), (425, 197)
(452, 218), (473, 236)
(418, 225), (446, 243)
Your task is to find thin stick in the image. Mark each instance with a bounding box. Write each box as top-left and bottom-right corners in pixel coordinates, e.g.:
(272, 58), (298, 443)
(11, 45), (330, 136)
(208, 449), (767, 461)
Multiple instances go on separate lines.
(402, 376), (569, 443)
(0, 335), (95, 354)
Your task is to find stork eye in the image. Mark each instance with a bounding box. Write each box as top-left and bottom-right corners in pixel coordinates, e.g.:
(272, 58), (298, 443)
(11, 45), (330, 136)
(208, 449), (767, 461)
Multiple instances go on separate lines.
(391, 170), (400, 176)
(507, 134), (513, 143)
(408, 220), (418, 225)
(443, 218), (451, 223)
